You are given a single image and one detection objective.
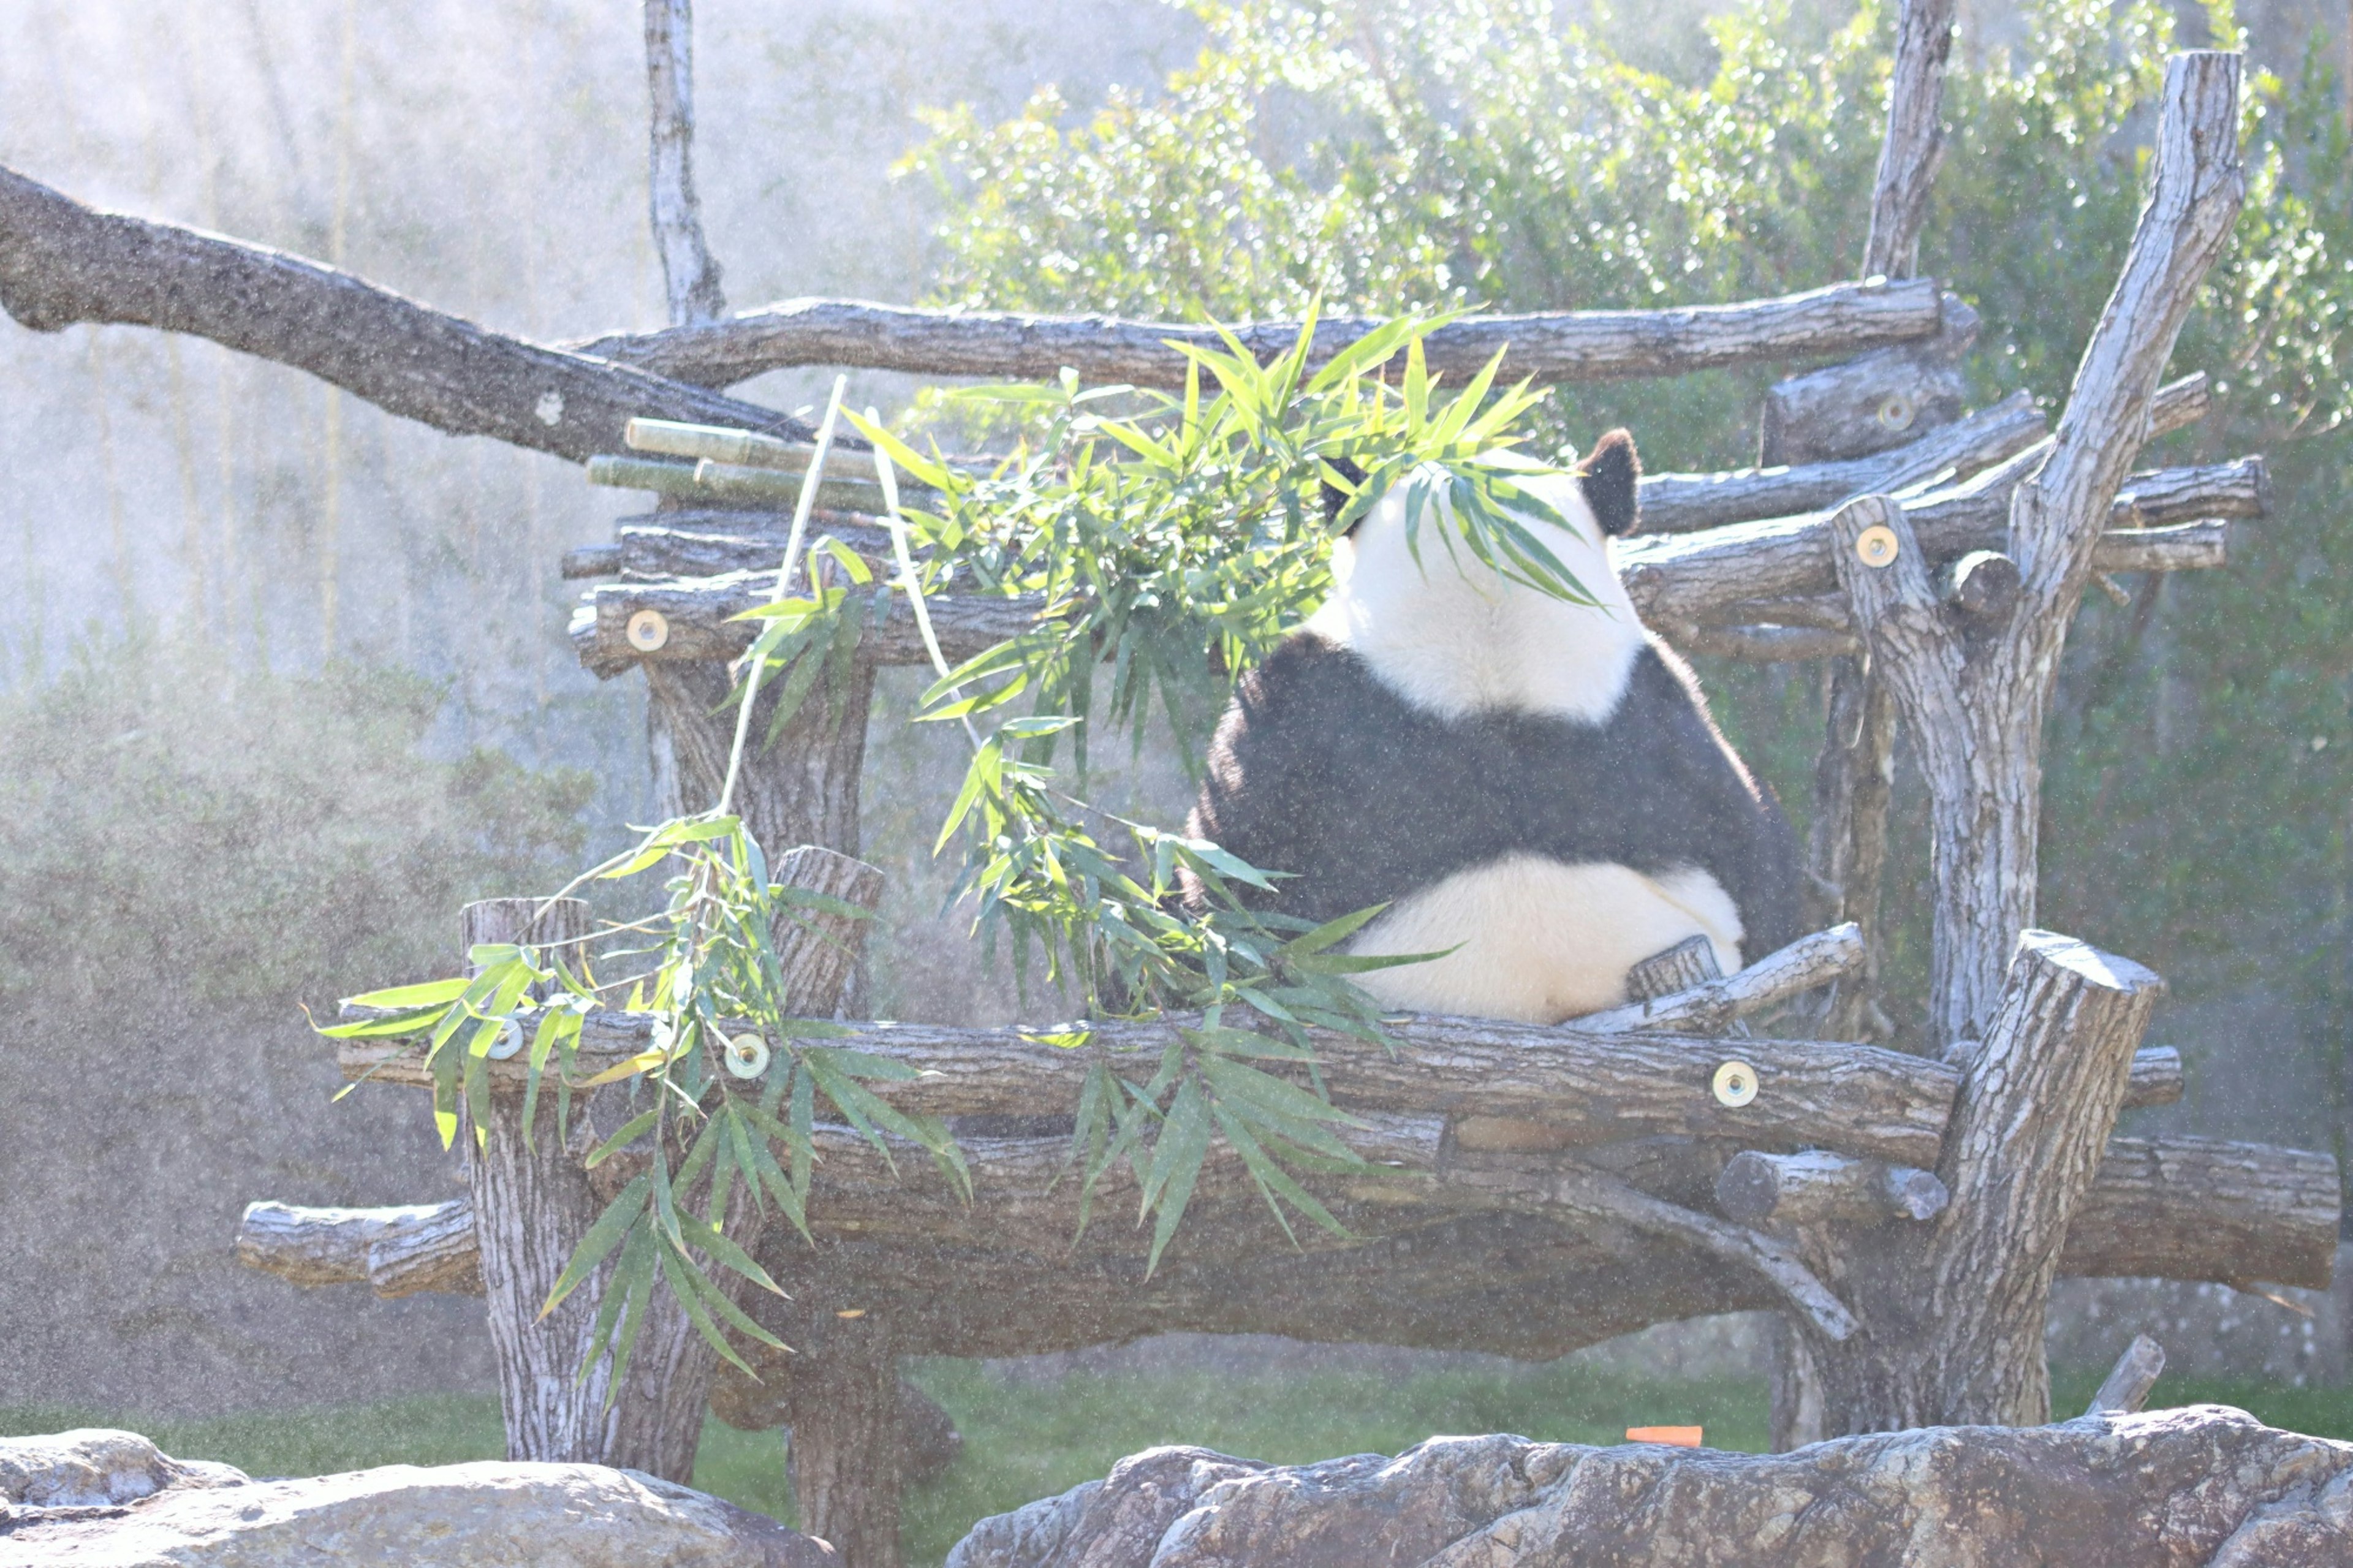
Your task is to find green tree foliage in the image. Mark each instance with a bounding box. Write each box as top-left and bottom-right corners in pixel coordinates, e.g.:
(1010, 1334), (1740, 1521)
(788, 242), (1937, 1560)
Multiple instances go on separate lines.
(903, 0), (2353, 1085)
(0, 637), (593, 1012)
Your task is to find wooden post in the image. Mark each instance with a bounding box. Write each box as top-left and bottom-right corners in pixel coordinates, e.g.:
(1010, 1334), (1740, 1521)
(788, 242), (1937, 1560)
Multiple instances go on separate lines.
(457, 896), (691, 1474)
(1800, 931), (2163, 1429)
(782, 1311), (906, 1568)
(643, 0), (725, 327)
(1791, 0), (1960, 1046)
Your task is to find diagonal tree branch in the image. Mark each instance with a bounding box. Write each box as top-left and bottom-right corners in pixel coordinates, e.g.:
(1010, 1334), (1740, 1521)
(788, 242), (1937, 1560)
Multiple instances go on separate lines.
(1862, 0), (1958, 279)
(0, 163), (809, 462)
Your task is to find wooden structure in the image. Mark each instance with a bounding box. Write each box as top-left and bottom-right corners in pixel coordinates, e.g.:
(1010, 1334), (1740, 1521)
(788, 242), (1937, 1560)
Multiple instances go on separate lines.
(0, 1), (2321, 1561)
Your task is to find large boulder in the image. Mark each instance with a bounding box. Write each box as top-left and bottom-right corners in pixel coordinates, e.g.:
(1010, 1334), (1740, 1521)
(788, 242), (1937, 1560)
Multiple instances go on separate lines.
(949, 1405), (2353, 1568)
(0, 1431), (833, 1567)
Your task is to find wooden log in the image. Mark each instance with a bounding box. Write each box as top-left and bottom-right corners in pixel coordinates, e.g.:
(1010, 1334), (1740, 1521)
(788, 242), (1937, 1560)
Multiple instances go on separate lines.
(1621, 455), (2263, 637)
(342, 1006), (1961, 1170)
(363, 1198), (482, 1297)
(561, 278), (1947, 392)
(1639, 387), (2044, 536)
(568, 519), (892, 583)
(570, 570), (1044, 678)
(454, 897), (681, 1475)
(1943, 549), (2021, 622)
(1713, 1149), (1950, 1227)
(234, 1199), (480, 1296)
(2124, 1045), (2183, 1109)
(0, 164), (810, 463)
(230, 1119), (2328, 1346)
(2058, 1135), (2340, 1290)
(779, 1316), (902, 1568)
(1760, 296), (1976, 466)
(2085, 1333), (2166, 1415)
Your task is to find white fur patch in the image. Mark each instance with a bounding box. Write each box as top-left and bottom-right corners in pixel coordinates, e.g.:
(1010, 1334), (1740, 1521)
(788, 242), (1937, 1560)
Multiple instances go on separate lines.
(1302, 465), (1646, 723)
(1344, 855), (1744, 1025)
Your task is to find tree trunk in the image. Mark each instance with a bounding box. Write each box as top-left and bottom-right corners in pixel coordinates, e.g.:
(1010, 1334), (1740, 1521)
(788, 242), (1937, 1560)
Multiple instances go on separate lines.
(643, 0), (726, 327)
(460, 896), (711, 1477)
(782, 1314), (906, 1568)
(1804, 930), (2163, 1431)
(645, 658), (876, 855)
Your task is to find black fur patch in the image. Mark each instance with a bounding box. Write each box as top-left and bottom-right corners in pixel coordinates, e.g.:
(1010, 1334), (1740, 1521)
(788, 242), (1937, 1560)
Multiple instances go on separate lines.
(1320, 457), (1370, 532)
(1580, 429), (1640, 537)
(1187, 633), (1797, 956)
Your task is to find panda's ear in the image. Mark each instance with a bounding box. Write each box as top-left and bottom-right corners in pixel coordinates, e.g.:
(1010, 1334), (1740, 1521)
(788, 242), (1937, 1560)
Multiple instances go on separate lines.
(1579, 428), (1640, 537)
(1320, 456), (1370, 533)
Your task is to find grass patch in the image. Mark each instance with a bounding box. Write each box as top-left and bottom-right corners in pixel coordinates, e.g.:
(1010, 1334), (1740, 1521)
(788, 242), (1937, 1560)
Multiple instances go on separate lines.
(11, 1362), (2353, 1566)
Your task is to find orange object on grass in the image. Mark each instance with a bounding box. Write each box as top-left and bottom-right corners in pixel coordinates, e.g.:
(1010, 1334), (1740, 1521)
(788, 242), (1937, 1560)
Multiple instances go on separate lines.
(1624, 1426), (1703, 1447)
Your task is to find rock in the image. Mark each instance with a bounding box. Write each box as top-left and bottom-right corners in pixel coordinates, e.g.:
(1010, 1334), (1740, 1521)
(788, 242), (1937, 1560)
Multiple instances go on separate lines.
(0, 1430), (247, 1510)
(949, 1406), (2353, 1568)
(0, 1450), (834, 1567)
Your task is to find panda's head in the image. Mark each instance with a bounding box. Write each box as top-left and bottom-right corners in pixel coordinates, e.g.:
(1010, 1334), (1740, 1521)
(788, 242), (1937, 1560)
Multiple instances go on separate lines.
(1302, 430), (1647, 724)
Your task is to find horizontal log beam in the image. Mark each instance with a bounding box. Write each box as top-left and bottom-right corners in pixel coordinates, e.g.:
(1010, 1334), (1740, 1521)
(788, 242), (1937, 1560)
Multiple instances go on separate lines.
(1620, 455), (2264, 634)
(564, 462), (2254, 676)
(2058, 1134), (2340, 1290)
(343, 1015), (1960, 1173)
(234, 1199), (479, 1297)
(560, 280), (1946, 392)
(2124, 1045), (2183, 1109)
(1713, 1148), (1950, 1226)
(240, 1123), (2330, 1344)
(0, 164), (809, 463)
(1641, 389), (2044, 536)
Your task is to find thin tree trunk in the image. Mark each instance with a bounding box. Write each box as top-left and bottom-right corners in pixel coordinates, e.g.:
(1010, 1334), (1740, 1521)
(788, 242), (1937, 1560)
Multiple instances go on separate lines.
(782, 1314), (905, 1568)
(644, 0), (725, 325)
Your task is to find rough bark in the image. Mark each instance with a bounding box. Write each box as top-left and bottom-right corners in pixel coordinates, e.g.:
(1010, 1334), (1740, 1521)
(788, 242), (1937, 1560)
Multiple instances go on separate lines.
(2059, 1134), (2341, 1289)
(1798, 660), (1897, 1037)
(778, 1313), (905, 1568)
(1570, 453), (2257, 640)
(342, 1004), (1965, 1170)
(643, 0), (725, 326)
(563, 278), (1945, 391)
(2124, 1044), (2184, 1108)
(1714, 1149), (1949, 1226)
(1642, 386), (2043, 536)
(643, 659), (877, 866)
(458, 896), (704, 1480)
(234, 1199), (480, 1297)
(1759, 296), (1974, 465)
(0, 164), (808, 463)
(1862, 0), (1959, 281)
(944, 1409), (2353, 1568)
(1835, 51), (2240, 1045)
(1806, 930), (2166, 1432)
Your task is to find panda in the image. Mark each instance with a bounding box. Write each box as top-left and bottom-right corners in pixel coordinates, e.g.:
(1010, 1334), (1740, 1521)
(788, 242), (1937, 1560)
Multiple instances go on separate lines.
(1186, 430), (1798, 1025)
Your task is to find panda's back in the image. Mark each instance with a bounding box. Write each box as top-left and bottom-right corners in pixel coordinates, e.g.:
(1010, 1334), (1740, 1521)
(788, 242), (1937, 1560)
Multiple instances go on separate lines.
(1189, 630), (1797, 1023)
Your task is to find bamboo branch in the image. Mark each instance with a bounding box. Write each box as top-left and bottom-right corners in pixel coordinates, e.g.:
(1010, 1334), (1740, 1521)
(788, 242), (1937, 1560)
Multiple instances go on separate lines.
(561, 279), (1947, 390)
(0, 164), (807, 462)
